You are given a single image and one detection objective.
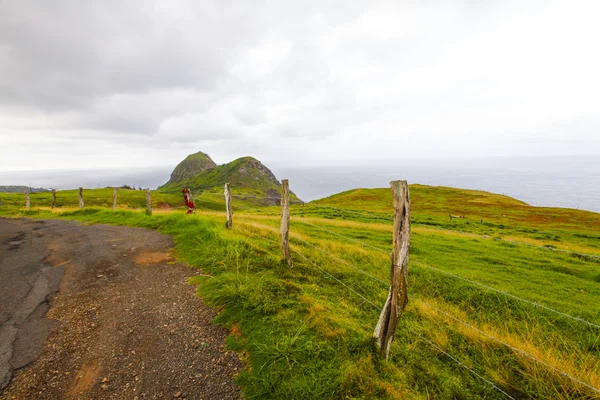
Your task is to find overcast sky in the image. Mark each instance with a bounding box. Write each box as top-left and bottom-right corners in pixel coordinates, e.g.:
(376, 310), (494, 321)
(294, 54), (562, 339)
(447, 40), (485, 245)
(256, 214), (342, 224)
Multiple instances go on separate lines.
(1, 0), (599, 172)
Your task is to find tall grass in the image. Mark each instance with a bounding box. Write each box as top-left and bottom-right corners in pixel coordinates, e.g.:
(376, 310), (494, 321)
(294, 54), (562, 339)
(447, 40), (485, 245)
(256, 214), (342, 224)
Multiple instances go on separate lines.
(1, 184), (599, 399)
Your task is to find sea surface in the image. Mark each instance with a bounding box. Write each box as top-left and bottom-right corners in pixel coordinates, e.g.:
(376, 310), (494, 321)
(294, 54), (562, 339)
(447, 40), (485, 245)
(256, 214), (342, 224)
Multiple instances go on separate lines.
(1, 156), (598, 213)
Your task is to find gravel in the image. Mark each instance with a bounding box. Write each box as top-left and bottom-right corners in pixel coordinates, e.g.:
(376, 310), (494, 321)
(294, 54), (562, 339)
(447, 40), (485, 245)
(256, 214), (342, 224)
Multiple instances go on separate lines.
(0, 218), (242, 400)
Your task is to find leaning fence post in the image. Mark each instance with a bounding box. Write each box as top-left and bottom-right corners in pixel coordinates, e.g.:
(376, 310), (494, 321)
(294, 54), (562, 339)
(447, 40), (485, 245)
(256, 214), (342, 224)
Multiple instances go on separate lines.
(78, 187), (84, 208)
(373, 180), (411, 359)
(224, 183), (233, 229)
(113, 187), (118, 210)
(51, 189), (56, 209)
(24, 190), (30, 210)
(280, 179), (293, 267)
(145, 188), (152, 215)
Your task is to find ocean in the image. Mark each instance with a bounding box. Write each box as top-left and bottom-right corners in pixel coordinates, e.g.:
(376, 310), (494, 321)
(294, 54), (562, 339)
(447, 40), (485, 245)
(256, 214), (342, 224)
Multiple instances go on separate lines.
(1, 156), (598, 213)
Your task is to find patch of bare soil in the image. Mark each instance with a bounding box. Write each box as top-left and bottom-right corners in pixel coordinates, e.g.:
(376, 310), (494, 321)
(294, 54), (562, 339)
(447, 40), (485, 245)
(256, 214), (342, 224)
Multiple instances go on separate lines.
(133, 251), (173, 265)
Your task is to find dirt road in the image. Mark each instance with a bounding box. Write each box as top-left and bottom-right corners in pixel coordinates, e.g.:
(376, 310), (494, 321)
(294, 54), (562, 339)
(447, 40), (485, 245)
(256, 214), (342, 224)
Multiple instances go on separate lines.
(0, 218), (241, 399)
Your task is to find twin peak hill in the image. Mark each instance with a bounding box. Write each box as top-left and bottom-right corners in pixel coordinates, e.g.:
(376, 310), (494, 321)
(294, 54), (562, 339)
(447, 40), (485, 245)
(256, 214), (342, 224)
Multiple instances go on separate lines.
(159, 151), (300, 206)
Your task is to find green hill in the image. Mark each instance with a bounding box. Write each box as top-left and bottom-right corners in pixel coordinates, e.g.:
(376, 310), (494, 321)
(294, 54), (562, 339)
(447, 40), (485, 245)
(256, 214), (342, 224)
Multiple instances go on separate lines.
(163, 151), (217, 185)
(160, 154), (300, 206)
(310, 185), (600, 233)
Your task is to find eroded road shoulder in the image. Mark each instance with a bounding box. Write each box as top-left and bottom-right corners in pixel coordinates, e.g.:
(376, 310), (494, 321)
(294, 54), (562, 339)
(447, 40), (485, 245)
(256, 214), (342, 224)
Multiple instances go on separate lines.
(0, 219), (242, 400)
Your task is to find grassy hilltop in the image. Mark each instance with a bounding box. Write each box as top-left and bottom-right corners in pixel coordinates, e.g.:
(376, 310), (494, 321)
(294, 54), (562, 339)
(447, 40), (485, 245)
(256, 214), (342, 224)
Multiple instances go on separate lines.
(1, 184), (599, 399)
(162, 151), (217, 185)
(159, 152), (301, 206)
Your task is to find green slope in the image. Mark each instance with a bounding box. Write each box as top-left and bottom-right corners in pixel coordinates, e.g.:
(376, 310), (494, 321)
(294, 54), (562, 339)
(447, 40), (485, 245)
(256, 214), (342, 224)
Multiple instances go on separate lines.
(160, 156), (300, 206)
(163, 151), (217, 186)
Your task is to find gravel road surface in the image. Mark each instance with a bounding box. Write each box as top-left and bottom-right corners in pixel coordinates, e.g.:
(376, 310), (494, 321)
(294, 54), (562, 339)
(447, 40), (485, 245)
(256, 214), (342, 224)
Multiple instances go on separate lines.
(0, 218), (242, 399)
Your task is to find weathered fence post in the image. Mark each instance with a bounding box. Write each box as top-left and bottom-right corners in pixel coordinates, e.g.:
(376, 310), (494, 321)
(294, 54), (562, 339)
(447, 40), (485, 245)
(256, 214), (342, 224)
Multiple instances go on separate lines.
(280, 179), (293, 267)
(24, 190), (30, 210)
(78, 187), (84, 208)
(113, 187), (118, 210)
(51, 189), (56, 209)
(145, 188), (152, 215)
(224, 183), (233, 229)
(373, 180), (411, 359)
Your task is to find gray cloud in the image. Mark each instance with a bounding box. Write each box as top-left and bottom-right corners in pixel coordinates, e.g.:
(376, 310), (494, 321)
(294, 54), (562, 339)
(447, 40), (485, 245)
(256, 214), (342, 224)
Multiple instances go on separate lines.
(0, 0), (599, 172)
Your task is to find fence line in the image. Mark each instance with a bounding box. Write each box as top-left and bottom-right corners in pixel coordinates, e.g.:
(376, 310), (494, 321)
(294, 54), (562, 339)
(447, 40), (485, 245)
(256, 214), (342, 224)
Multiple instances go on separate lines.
(416, 299), (600, 395)
(289, 218), (600, 329)
(284, 216), (600, 329)
(246, 227), (518, 399)
(229, 185), (600, 397)
(293, 205), (394, 221)
(292, 235), (519, 399)
(292, 249), (382, 310)
(413, 261), (600, 329)
(407, 327), (517, 400)
(292, 205), (600, 260)
(290, 238), (517, 399)
(240, 223), (385, 307)
(290, 218), (600, 391)
(411, 223), (600, 260)
(289, 235), (389, 286)
(293, 219), (392, 254)
(240, 219), (600, 392)
(240, 221), (580, 399)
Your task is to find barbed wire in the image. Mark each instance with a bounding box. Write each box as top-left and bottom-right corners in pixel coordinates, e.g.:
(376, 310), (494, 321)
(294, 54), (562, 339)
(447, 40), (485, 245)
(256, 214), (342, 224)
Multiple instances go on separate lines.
(416, 299), (600, 395)
(281, 216), (600, 328)
(289, 219), (600, 392)
(239, 222), (388, 289)
(290, 235), (389, 287)
(230, 195), (278, 200)
(293, 205), (394, 221)
(413, 261), (600, 329)
(291, 249), (382, 310)
(240, 217), (600, 328)
(289, 219), (600, 327)
(239, 223), (529, 399)
(235, 211), (600, 398)
(292, 206), (600, 260)
(291, 243), (519, 399)
(406, 327), (517, 400)
(410, 223), (600, 260)
(293, 219), (392, 254)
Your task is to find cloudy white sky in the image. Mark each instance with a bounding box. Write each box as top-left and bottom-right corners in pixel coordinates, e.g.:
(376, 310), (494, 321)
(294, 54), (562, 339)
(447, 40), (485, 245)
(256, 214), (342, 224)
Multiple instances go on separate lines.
(1, 0), (599, 172)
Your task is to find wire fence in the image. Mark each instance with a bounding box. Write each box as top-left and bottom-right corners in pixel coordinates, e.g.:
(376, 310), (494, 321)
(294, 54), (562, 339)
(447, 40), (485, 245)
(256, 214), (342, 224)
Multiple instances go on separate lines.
(241, 226), (519, 399)
(289, 217), (600, 329)
(415, 299), (600, 395)
(237, 215), (600, 397)
(293, 205), (600, 259)
(241, 216), (600, 328)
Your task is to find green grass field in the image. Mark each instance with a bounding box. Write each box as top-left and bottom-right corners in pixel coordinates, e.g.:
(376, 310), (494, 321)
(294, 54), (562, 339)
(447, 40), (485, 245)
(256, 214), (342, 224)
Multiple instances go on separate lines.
(1, 184), (598, 399)
(0, 187), (273, 212)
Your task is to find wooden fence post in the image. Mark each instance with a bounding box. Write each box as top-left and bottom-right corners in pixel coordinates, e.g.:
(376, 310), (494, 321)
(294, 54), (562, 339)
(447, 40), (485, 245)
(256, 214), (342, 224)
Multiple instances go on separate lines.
(224, 183), (233, 229)
(113, 188), (118, 210)
(145, 188), (152, 215)
(78, 187), (84, 208)
(280, 179), (293, 267)
(373, 180), (411, 359)
(51, 189), (56, 209)
(24, 190), (30, 210)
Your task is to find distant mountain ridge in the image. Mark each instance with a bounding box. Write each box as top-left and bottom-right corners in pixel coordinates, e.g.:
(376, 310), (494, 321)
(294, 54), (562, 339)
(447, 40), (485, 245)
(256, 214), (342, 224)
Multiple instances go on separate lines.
(159, 151), (300, 205)
(0, 185), (50, 193)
